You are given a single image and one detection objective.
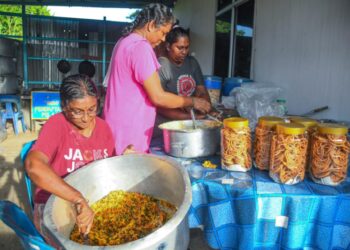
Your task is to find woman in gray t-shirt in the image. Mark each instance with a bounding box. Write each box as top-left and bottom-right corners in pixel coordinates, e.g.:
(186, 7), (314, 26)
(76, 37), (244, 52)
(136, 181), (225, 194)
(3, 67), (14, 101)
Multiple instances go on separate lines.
(153, 27), (212, 140)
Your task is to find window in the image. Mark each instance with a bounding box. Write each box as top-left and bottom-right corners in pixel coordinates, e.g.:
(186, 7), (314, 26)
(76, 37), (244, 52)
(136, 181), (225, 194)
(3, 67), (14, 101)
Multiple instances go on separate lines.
(217, 0), (233, 11)
(213, 10), (232, 78)
(233, 0), (254, 77)
(213, 0), (254, 78)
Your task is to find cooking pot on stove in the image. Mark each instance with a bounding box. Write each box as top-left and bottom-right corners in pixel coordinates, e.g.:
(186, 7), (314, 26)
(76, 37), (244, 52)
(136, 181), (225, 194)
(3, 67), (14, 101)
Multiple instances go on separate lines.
(159, 120), (222, 158)
(43, 154), (192, 250)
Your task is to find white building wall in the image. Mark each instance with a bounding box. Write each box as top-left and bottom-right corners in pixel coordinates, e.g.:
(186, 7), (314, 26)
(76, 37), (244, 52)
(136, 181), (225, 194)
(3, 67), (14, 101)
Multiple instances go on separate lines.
(252, 0), (350, 120)
(174, 0), (216, 75)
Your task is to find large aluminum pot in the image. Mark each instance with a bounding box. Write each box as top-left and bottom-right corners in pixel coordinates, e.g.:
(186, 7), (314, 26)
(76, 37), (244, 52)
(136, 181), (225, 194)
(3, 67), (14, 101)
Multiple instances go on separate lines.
(0, 56), (17, 75)
(0, 74), (19, 94)
(0, 38), (20, 58)
(159, 120), (222, 158)
(43, 154), (192, 250)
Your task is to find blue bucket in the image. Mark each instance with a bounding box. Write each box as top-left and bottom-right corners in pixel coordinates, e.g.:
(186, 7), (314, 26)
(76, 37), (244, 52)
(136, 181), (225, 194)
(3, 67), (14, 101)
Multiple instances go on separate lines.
(204, 76), (222, 89)
(222, 77), (253, 96)
(204, 76), (222, 106)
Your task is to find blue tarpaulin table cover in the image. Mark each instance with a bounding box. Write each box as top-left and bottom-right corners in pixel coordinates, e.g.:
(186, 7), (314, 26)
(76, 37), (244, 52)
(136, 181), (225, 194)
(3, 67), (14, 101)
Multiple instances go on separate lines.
(151, 146), (350, 250)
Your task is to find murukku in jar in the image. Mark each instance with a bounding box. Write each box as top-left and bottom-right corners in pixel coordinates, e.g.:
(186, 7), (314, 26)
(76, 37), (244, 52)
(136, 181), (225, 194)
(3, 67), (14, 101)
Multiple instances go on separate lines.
(221, 117), (252, 172)
(310, 123), (350, 186)
(269, 123), (308, 184)
(254, 116), (284, 170)
(289, 117), (318, 170)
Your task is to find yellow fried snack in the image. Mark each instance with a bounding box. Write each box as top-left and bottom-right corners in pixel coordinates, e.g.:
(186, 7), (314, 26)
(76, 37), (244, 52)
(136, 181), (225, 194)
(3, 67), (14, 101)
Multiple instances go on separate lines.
(70, 190), (177, 246)
(203, 160), (217, 169)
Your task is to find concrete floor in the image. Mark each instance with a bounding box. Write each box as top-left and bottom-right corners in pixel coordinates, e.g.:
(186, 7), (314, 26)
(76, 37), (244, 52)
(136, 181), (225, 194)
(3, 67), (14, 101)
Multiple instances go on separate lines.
(0, 127), (213, 250)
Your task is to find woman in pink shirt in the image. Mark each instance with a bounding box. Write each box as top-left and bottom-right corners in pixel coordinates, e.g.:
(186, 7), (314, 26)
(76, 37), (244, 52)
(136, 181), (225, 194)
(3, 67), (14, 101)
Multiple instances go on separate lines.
(103, 3), (211, 154)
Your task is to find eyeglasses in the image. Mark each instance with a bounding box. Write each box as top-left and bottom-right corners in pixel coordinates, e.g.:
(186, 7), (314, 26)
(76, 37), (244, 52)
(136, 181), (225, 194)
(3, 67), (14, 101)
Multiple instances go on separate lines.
(66, 106), (98, 118)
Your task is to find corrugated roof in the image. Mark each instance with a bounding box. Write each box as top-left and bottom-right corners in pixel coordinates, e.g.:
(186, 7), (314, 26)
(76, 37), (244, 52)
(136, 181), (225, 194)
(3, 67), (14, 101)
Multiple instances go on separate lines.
(0, 0), (175, 8)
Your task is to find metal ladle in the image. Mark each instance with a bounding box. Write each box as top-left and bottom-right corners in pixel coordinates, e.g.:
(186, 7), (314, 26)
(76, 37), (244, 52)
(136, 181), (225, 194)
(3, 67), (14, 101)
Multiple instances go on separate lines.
(190, 108), (198, 129)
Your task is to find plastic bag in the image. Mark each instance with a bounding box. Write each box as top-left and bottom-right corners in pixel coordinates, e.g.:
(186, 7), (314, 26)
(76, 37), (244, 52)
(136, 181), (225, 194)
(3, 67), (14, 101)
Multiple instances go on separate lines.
(221, 96), (236, 109)
(232, 83), (284, 129)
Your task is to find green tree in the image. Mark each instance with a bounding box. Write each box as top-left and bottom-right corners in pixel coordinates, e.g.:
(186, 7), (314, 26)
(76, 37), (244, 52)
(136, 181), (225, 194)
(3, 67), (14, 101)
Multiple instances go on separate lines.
(0, 5), (51, 38)
(126, 9), (140, 22)
(236, 29), (245, 36)
(216, 20), (231, 33)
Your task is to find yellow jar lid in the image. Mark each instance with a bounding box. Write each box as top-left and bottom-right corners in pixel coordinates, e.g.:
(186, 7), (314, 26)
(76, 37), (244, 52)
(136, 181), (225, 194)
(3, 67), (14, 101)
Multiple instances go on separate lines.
(276, 123), (306, 135)
(223, 117), (249, 129)
(318, 123), (348, 135)
(289, 117), (318, 129)
(258, 116), (284, 127)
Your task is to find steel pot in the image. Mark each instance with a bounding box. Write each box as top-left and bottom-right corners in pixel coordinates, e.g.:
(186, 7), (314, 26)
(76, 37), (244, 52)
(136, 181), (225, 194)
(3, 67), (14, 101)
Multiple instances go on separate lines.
(0, 56), (17, 75)
(0, 74), (19, 94)
(0, 38), (20, 58)
(43, 154), (192, 250)
(159, 120), (222, 158)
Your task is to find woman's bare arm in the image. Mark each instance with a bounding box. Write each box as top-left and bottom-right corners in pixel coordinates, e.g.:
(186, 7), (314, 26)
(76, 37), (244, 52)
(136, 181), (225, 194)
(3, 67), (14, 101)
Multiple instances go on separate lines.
(143, 71), (211, 113)
(25, 150), (94, 234)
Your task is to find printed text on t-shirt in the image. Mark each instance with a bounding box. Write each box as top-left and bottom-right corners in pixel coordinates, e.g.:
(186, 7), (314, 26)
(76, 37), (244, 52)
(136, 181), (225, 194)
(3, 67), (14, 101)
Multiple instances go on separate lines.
(64, 148), (109, 173)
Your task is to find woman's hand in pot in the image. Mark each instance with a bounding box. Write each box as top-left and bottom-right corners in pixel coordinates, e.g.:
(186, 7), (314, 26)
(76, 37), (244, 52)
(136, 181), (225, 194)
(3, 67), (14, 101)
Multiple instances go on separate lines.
(192, 97), (211, 114)
(74, 198), (95, 235)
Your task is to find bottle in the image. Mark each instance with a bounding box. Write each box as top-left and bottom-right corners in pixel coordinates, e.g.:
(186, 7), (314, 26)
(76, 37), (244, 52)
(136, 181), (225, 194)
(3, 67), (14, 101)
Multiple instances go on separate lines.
(275, 98), (288, 116)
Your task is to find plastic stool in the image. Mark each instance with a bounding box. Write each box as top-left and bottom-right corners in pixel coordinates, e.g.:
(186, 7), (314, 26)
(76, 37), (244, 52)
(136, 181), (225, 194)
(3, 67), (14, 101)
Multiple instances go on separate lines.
(0, 200), (54, 250)
(0, 95), (26, 135)
(20, 140), (36, 210)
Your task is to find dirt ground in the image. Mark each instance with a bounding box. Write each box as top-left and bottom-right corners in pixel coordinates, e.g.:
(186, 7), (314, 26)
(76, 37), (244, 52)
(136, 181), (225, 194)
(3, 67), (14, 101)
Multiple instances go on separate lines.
(0, 128), (38, 250)
(0, 127), (212, 250)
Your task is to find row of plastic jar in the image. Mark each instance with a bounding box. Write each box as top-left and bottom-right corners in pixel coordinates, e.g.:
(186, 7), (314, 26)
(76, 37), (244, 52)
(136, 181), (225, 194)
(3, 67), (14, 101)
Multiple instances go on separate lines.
(221, 116), (350, 186)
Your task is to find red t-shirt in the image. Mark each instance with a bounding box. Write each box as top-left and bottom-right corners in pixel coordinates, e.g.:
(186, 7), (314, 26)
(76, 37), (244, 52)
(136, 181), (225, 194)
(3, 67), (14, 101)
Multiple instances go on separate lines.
(30, 113), (116, 203)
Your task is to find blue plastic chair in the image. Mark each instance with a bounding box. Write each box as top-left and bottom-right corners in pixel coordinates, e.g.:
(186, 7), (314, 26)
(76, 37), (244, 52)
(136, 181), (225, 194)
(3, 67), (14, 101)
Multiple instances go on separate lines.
(0, 95), (26, 135)
(0, 200), (54, 250)
(20, 140), (36, 211)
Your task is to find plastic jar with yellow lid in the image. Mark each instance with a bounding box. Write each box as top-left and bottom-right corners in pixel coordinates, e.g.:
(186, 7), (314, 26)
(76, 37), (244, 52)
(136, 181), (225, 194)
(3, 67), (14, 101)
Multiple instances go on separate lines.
(221, 117), (252, 172)
(269, 123), (308, 184)
(289, 117), (318, 170)
(289, 117), (318, 135)
(254, 116), (284, 170)
(310, 123), (350, 186)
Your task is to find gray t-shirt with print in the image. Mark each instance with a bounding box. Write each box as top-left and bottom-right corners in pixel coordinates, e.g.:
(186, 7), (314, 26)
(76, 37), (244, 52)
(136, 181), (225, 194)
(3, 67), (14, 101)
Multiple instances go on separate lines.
(158, 56), (204, 97)
(152, 56), (205, 142)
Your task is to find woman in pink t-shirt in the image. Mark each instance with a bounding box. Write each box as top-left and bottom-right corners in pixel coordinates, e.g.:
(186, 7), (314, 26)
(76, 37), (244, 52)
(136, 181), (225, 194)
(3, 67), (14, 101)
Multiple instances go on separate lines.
(25, 75), (117, 241)
(103, 3), (211, 155)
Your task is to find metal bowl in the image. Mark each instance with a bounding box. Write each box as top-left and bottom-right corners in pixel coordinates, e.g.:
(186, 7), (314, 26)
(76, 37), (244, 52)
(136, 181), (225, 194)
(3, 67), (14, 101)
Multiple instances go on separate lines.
(159, 120), (222, 158)
(43, 154), (192, 250)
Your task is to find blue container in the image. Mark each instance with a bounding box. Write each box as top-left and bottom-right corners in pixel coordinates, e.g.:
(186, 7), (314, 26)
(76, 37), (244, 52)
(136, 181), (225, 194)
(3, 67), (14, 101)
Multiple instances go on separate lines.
(223, 77), (253, 96)
(204, 75), (222, 106)
(204, 75), (222, 89)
